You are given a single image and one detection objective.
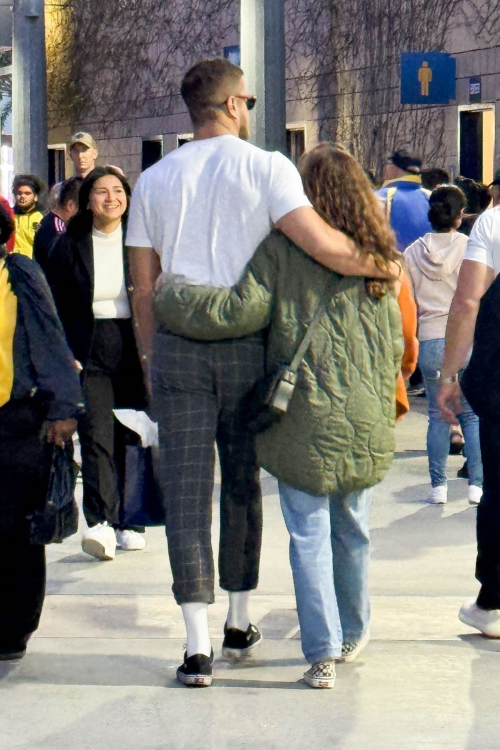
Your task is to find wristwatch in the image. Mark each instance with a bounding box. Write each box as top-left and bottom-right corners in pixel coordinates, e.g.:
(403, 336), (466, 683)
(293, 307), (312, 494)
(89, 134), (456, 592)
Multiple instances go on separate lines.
(437, 372), (458, 384)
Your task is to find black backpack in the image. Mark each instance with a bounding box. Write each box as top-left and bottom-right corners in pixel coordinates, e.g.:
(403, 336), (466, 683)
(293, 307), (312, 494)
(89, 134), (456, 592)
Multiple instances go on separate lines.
(461, 272), (500, 419)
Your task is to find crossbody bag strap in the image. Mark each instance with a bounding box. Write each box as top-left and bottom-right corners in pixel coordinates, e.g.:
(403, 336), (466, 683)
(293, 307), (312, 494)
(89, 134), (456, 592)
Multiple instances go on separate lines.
(288, 276), (348, 374)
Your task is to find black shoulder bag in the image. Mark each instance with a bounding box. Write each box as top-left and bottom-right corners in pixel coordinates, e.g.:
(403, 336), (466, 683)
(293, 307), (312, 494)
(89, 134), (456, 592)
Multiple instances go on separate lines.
(241, 279), (337, 436)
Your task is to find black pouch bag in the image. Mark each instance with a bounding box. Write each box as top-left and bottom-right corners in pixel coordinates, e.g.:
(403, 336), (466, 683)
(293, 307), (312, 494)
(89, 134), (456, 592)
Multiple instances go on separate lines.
(29, 443), (79, 545)
(240, 277), (339, 436)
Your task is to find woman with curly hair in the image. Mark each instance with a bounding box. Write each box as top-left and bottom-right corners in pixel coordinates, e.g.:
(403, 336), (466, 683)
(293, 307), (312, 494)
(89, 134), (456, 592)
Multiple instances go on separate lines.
(153, 143), (404, 689)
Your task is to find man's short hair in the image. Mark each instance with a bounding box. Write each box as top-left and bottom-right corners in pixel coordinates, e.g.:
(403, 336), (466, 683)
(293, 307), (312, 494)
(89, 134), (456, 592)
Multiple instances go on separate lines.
(180, 58), (244, 127)
(59, 176), (83, 208)
(421, 168), (450, 191)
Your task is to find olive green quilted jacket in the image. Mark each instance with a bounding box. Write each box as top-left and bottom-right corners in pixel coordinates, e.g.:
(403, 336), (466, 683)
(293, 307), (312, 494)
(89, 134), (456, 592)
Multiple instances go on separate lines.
(154, 231), (403, 496)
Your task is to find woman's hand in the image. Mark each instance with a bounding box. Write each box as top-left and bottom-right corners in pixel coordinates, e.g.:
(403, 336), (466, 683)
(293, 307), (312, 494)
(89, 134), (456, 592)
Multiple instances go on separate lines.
(75, 360), (83, 372)
(437, 382), (462, 425)
(45, 419), (78, 447)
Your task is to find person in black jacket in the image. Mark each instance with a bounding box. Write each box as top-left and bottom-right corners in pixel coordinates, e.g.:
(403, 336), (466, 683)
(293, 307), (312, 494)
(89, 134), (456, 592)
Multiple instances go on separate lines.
(45, 167), (147, 562)
(0, 203), (82, 661)
(33, 176), (82, 273)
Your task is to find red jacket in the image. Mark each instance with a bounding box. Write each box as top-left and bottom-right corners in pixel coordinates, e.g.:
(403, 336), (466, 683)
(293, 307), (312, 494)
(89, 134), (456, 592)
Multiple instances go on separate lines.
(0, 196), (15, 252)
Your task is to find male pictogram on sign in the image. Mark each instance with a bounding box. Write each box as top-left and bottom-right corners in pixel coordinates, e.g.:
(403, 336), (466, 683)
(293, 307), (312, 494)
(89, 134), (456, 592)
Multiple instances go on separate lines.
(401, 53), (455, 105)
(418, 61), (432, 97)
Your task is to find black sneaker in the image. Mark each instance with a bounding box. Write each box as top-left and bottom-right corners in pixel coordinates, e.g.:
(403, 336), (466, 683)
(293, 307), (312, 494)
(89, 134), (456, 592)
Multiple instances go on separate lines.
(222, 623), (263, 660)
(176, 650), (213, 687)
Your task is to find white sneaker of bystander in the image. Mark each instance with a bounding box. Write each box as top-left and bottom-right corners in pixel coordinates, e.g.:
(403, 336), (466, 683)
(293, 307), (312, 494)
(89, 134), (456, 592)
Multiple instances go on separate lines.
(426, 485), (448, 505)
(81, 522), (116, 560)
(116, 529), (146, 551)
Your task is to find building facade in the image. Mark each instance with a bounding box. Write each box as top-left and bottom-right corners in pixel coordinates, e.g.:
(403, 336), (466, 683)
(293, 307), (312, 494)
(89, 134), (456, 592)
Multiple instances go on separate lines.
(45, 0), (500, 186)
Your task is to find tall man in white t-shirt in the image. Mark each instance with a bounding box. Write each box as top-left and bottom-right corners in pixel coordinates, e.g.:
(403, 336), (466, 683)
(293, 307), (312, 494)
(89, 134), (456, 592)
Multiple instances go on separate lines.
(127, 58), (397, 686)
(438, 205), (500, 638)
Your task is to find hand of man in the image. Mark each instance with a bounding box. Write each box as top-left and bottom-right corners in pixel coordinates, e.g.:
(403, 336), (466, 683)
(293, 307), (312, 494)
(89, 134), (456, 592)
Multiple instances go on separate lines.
(437, 382), (462, 425)
(45, 419), (78, 447)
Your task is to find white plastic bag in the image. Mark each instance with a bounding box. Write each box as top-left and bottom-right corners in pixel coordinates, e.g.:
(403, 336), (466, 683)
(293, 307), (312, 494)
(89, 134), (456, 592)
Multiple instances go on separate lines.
(113, 410), (159, 447)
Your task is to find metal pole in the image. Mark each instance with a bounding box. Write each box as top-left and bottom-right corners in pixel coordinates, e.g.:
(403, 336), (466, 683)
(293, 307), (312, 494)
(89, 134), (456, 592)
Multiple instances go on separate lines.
(240, 0), (286, 153)
(12, 0), (47, 182)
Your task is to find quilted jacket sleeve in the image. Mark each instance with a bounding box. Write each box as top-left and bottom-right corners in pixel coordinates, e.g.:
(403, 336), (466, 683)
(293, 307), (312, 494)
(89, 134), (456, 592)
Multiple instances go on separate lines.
(153, 235), (281, 341)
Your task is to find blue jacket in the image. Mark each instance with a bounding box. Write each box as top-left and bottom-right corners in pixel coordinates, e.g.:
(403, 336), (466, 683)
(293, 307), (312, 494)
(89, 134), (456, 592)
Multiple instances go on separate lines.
(378, 176), (432, 252)
(5, 253), (83, 421)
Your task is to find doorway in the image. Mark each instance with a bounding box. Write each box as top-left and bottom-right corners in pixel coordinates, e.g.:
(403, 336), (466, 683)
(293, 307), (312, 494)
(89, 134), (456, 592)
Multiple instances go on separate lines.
(48, 147), (65, 187)
(141, 138), (163, 171)
(459, 108), (495, 184)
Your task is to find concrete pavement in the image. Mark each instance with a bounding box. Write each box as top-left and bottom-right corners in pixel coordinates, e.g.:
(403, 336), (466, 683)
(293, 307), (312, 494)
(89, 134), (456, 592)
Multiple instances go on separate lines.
(1, 398), (499, 749)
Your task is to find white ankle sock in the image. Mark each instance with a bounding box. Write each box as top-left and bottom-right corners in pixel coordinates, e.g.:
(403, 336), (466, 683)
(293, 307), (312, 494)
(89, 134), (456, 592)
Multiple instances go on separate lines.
(181, 603), (211, 658)
(227, 591), (251, 631)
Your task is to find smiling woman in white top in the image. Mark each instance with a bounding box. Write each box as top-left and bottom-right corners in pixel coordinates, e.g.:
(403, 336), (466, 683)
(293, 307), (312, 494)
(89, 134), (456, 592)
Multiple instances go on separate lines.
(46, 167), (147, 561)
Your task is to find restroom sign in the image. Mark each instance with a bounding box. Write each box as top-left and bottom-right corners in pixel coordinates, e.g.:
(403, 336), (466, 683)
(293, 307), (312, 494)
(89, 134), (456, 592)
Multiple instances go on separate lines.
(469, 77), (481, 103)
(401, 53), (456, 104)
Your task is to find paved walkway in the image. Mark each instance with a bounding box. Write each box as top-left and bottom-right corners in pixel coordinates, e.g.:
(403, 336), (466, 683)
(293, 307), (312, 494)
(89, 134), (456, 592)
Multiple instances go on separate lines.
(1, 399), (499, 749)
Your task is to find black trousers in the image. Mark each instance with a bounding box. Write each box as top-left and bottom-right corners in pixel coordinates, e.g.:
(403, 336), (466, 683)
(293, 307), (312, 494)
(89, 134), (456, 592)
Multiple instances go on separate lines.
(476, 416), (500, 609)
(0, 399), (50, 647)
(151, 329), (264, 605)
(79, 319), (144, 529)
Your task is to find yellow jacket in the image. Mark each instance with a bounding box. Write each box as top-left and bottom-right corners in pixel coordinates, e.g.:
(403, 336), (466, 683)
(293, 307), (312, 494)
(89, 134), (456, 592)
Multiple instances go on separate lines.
(13, 209), (44, 259)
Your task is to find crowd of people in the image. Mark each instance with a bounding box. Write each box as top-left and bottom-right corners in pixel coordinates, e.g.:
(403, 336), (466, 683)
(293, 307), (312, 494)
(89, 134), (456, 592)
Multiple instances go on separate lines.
(1, 57), (500, 688)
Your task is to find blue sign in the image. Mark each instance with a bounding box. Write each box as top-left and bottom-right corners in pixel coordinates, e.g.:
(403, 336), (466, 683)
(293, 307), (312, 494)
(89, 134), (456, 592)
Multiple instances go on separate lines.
(223, 45), (241, 66)
(401, 53), (456, 104)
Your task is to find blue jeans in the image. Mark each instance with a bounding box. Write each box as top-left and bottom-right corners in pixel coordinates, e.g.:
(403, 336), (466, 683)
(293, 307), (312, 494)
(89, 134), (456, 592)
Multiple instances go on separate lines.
(419, 338), (483, 488)
(278, 482), (372, 664)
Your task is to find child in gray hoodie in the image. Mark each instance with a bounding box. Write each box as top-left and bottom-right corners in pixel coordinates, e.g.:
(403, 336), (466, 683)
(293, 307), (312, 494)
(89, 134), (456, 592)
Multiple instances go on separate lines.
(406, 185), (483, 506)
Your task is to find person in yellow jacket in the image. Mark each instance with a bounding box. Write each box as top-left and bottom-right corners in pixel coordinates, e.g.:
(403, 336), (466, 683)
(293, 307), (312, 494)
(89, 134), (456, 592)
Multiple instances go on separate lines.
(12, 174), (45, 258)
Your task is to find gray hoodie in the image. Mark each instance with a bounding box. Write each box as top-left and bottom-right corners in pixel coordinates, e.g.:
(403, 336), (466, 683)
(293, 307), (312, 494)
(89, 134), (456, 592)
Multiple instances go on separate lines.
(405, 231), (468, 341)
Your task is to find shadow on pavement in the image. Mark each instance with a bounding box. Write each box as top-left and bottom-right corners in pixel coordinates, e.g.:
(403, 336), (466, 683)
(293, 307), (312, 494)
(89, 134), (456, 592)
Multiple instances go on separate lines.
(0, 652), (310, 690)
(371, 500), (475, 561)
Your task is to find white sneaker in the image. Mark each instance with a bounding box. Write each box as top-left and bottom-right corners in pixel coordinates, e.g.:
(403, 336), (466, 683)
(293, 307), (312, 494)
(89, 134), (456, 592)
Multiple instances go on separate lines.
(459, 597), (500, 638)
(116, 529), (146, 551)
(304, 659), (336, 689)
(81, 523), (116, 561)
(426, 485), (447, 504)
(468, 485), (482, 505)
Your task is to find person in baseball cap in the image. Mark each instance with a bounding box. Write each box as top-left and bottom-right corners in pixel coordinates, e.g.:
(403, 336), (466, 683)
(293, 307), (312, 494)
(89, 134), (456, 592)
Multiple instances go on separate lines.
(69, 132), (98, 179)
(377, 147), (432, 250)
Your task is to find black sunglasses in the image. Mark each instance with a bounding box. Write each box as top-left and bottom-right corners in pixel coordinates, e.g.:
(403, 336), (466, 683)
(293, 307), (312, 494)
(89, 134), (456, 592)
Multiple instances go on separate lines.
(236, 95), (257, 111)
(218, 95), (257, 112)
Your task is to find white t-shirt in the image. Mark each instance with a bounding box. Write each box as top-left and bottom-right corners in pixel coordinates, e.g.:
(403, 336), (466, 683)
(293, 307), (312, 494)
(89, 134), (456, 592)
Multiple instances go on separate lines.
(126, 134), (311, 287)
(464, 206), (500, 277)
(92, 225), (131, 319)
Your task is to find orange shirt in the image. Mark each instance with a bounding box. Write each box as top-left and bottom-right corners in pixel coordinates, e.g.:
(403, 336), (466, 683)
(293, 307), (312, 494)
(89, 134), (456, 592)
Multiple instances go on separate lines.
(396, 273), (419, 419)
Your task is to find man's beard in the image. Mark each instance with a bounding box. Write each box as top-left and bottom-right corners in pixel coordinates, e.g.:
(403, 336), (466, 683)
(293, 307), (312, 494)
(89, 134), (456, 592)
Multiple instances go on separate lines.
(16, 202), (37, 214)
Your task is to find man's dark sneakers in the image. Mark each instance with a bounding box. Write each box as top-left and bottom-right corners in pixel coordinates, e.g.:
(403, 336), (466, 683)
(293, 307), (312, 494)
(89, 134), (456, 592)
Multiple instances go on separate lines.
(222, 623), (263, 660)
(176, 650), (213, 687)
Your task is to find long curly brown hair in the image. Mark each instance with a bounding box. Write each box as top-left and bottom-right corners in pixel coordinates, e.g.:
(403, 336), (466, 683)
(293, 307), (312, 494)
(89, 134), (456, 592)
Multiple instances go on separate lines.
(299, 142), (400, 298)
